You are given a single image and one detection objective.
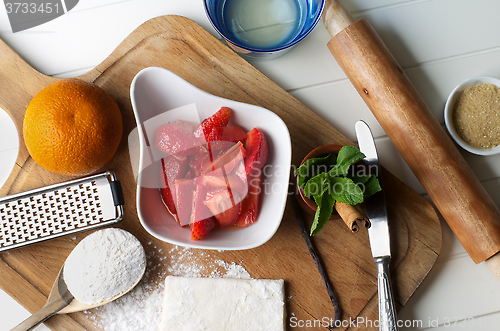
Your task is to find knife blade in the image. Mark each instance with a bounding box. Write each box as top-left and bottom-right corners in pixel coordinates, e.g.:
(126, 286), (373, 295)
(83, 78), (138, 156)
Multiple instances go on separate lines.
(355, 120), (398, 331)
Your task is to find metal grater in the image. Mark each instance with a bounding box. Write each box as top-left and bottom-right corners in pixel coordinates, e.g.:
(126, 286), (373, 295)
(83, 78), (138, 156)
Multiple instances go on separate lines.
(0, 171), (124, 252)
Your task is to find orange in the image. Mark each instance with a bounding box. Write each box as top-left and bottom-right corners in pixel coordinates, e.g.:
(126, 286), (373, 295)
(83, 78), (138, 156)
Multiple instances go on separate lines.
(23, 78), (123, 176)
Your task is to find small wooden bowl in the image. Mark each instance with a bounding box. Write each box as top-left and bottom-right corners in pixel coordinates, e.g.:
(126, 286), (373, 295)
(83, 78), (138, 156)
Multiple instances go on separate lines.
(295, 144), (343, 220)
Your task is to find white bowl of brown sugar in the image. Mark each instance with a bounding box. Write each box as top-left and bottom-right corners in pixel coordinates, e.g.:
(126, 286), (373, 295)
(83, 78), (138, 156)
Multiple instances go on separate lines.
(444, 76), (500, 155)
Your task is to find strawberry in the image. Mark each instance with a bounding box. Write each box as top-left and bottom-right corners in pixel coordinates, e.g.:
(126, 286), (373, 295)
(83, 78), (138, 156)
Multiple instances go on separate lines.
(198, 173), (247, 197)
(206, 125), (246, 152)
(207, 125), (246, 142)
(237, 171), (262, 227)
(191, 183), (214, 224)
(208, 141), (236, 153)
(191, 216), (216, 240)
(244, 128), (269, 175)
(184, 169), (194, 179)
(174, 179), (196, 226)
(191, 184), (213, 224)
(204, 189), (242, 228)
(160, 156), (188, 220)
(188, 152), (211, 176)
(191, 184), (216, 240)
(175, 119), (197, 133)
(232, 159), (247, 184)
(194, 107), (232, 141)
(202, 141), (246, 174)
(155, 123), (206, 157)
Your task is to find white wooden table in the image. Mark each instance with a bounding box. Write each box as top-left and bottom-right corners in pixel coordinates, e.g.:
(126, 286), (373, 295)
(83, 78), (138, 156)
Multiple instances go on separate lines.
(1, 0), (500, 330)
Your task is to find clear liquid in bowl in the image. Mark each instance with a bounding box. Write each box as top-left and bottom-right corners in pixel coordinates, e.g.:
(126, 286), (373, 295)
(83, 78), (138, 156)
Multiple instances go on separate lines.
(222, 0), (306, 49)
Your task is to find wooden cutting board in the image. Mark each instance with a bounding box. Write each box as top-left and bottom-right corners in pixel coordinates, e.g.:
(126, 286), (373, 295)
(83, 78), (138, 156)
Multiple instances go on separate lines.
(0, 15), (441, 330)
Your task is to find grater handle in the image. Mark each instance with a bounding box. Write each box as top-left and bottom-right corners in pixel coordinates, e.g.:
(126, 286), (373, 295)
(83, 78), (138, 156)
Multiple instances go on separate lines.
(11, 297), (69, 331)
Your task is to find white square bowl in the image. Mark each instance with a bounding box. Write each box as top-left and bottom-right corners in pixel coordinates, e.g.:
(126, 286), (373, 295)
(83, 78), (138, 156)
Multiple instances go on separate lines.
(130, 67), (291, 250)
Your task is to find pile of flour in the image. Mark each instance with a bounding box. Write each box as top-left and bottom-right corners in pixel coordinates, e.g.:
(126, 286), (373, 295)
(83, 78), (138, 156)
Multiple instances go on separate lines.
(85, 243), (250, 331)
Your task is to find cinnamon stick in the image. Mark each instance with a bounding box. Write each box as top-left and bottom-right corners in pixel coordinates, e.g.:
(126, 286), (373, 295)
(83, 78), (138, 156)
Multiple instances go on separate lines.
(335, 202), (369, 232)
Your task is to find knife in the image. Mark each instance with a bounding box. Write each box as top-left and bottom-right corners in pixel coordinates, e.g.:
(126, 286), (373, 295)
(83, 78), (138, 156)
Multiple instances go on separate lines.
(355, 120), (398, 331)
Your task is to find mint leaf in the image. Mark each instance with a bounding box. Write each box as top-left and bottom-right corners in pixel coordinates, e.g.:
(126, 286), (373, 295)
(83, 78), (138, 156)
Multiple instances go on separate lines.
(329, 146), (365, 176)
(350, 173), (382, 197)
(295, 153), (337, 187)
(303, 172), (328, 198)
(350, 173), (372, 185)
(327, 177), (364, 205)
(310, 192), (335, 236)
(361, 175), (382, 198)
(295, 145), (383, 237)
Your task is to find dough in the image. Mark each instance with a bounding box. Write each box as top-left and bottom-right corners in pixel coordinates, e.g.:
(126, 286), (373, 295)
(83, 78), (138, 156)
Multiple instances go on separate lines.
(159, 276), (285, 331)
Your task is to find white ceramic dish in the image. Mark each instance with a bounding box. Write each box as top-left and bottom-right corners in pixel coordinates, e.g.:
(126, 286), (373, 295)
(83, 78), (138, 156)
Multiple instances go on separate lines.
(129, 67), (292, 250)
(444, 75), (500, 155)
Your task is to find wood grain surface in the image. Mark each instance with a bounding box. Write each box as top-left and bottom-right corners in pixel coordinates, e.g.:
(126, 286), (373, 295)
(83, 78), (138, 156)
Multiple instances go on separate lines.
(0, 15), (441, 330)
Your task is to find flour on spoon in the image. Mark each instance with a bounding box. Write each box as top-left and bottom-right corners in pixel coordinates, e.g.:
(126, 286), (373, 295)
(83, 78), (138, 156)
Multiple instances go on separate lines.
(63, 228), (146, 305)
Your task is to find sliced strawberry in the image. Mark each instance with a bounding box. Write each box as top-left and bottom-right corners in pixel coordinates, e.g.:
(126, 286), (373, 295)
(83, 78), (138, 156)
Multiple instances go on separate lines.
(174, 179), (196, 226)
(197, 174), (226, 191)
(206, 125), (246, 152)
(175, 119), (197, 133)
(184, 169), (194, 179)
(190, 184), (216, 240)
(237, 172), (262, 227)
(155, 123), (206, 157)
(202, 141), (246, 174)
(160, 156), (188, 220)
(232, 159), (247, 184)
(198, 173), (247, 197)
(204, 189), (242, 228)
(188, 148), (231, 177)
(244, 128), (269, 174)
(207, 125), (246, 142)
(188, 152), (215, 176)
(208, 140), (236, 153)
(188, 150), (225, 176)
(226, 173), (247, 198)
(194, 107), (232, 141)
(191, 216), (216, 240)
(190, 183), (213, 223)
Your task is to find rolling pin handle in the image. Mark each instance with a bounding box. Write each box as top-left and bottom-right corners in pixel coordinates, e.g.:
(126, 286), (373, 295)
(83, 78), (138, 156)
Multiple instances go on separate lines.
(322, 0), (355, 38)
(486, 252), (500, 281)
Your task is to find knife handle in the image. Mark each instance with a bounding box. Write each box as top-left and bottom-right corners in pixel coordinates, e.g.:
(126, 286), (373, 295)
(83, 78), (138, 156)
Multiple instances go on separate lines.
(374, 256), (398, 331)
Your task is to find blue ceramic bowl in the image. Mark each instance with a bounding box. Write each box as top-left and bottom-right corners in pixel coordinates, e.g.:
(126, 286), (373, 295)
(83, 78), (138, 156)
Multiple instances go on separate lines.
(204, 0), (325, 59)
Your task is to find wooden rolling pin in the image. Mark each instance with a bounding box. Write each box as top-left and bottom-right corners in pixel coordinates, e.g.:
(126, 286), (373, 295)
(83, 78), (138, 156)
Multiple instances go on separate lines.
(322, 0), (500, 274)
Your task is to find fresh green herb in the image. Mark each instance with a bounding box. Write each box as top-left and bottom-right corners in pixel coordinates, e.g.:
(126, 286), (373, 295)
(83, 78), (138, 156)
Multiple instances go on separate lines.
(296, 153), (337, 187)
(327, 177), (364, 205)
(295, 146), (382, 236)
(361, 175), (382, 198)
(328, 145), (366, 176)
(311, 190), (335, 236)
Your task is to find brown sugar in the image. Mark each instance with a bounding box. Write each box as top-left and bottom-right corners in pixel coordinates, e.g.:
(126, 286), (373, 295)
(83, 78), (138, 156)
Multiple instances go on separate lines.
(453, 83), (500, 149)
